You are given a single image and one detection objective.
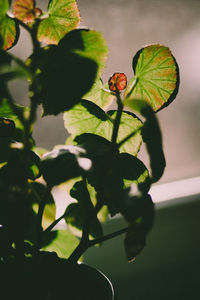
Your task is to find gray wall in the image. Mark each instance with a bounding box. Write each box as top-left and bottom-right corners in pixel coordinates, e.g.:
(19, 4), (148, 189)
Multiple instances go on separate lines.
(9, 0), (200, 184)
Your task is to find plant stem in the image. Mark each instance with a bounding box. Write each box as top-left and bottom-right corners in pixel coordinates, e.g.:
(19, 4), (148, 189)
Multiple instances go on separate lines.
(44, 214), (65, 233)
(35, 185), (52, 252)
(68, 225), (129, 263)
(111, 90), (123, 146)
(89, 226), (129, 247)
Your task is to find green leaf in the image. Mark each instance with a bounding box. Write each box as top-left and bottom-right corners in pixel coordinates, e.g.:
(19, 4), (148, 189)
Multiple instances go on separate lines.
(30, 43), (97, 115)
(83, 80), (114, 110)
(64, 100), (143, 156)
(0, 1), (19, 50)
(124, 100), (165, 182)
(125, 45), (180, 112)
(40, 145), (92, 186)
(42, 229), (79, 259)
(37, 0), (80, 45)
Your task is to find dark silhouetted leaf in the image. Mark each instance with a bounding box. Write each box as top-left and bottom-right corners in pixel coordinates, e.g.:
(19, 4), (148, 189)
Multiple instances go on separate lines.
(115, 152), (151, 193)
(30, 43), (97, 115)
(124, 228), (146, 262)
(66, 180), (103, 239)
(124, 100), (165, 182)
(40, 145), (91, 186)
(0, 148), (41, 183)
(0, 117), (15, 138)
(59, 29), (108, 78)
(125, 44), (180, 112)
(37, 0), (80, 45)
(0, 0), (19, 50)
(123, 193), (154, 261)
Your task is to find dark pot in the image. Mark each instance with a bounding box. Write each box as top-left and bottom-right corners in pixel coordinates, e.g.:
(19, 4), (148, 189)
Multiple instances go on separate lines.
(0, 251), (116, 300)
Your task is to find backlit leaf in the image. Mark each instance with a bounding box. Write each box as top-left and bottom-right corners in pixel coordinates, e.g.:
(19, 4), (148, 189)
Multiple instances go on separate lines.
(83, 80), (114, 110)
(64, 100), (142, 156)
(37, 0), (80, 45)
(42, 229), (79, 259)
(0, 0), (19, 50)
(125, 45), (179, 112)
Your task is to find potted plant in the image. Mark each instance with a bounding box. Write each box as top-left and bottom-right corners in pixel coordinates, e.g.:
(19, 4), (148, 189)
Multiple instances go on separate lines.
(0, 0), (179, 299)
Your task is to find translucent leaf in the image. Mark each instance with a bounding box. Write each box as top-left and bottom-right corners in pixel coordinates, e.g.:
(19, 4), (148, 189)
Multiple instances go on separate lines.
(83, 80), (114, 110)
(13, 0), (36, 24)
(37, 0), (80, 45)
(42, 229), (79, 259)
(64, 100), (143, 156)
(125, 45), (180, 112)
(0, 0), (19, 50)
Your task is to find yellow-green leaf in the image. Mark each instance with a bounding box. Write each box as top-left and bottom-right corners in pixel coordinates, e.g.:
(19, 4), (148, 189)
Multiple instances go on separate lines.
(83, 80), (114, 110)
(0, 3), (19, 50)
(13, 0), (36, 24)
(37, 0), (80, 45)
(42, 229), (79, 259)
(64, 100), (143, 156)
